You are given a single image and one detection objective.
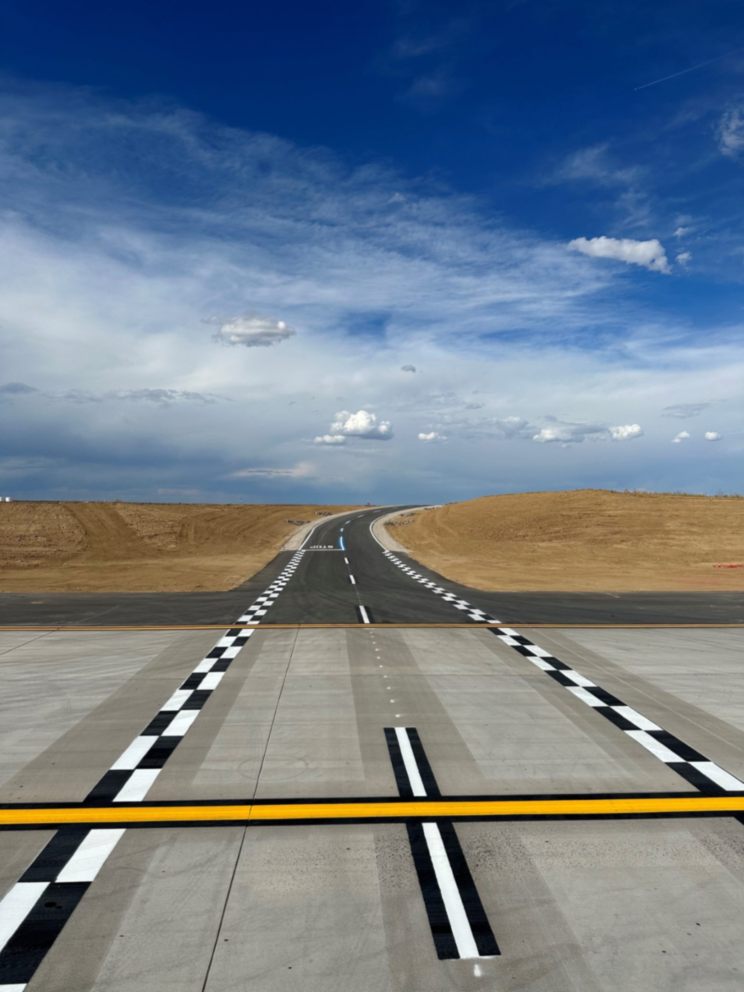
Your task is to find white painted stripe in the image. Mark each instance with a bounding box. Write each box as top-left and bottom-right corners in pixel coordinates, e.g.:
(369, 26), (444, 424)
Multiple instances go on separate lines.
(344, 557), (349, 565)
(394, 727), (427, 797)
(56, 829), (126, 882)
(161, 688), (192, 712)
(162, 709), (200, 737)
(690, 761), (744, 791)
(358, 605), (371, 624)
(348, 574), (356, 585)
(566, 685), (605, 707)
(525, 645), (553, 658)
(220, 645), (242, 659)
(111, 736), (158, 771)
(527, 656), (555, 672)
(0, 882), (47, 952)
(113, 769), (161, 802)
(0, 984), (28, 991)
(192, 657), (216, 674)
(198, 671), (224, 691)
(625, 730), (681, 763)
(612, 706), (660, 732)
(561, 670), (596, 688)
(422, 823), (480, 960)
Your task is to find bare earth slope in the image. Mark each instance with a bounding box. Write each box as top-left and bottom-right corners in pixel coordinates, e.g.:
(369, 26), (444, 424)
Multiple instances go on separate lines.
(387, 490), (744, 592)
(0, 502), (357, 592)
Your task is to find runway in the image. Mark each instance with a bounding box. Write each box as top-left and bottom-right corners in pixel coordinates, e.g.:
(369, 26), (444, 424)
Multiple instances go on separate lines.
(1, 507), (744, 990)
(1, 507), (742, 625)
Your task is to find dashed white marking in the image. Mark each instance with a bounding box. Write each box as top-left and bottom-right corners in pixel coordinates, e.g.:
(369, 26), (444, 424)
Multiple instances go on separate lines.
(613, 706), (660, 731)
(56, 829), (126, 883)
(111, 735), (158, 771)
(358, 605), (371, 624)
(348, 574), (356, 585)
(162, 709), (200, 737)
(161, 689), (192, 712)
(689, 761), (744, 791)
(113, 768), (161, 802)
(625, 730), (681, 763)
(0, 882), (48, 953)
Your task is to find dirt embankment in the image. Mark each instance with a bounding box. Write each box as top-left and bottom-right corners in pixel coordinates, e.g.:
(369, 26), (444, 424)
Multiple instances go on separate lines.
(386, 490), (744, 592)
(0, 502), (358, 592)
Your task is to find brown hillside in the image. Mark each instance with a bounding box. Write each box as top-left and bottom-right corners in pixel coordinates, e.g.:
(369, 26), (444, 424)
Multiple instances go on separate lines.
(0, 502), (357, 592)
(386, 490), (744, 592)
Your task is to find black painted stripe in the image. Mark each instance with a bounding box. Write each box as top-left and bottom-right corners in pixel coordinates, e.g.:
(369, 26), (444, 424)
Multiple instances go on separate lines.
(406, 728), (441, 798)
(383, 728), (413, 798)
(19, 829), (90, 882)
(0, 882), (89, 984)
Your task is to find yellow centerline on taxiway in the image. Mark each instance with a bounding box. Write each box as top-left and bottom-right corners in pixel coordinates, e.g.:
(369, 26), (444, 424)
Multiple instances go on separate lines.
(3, 794), (744, 828)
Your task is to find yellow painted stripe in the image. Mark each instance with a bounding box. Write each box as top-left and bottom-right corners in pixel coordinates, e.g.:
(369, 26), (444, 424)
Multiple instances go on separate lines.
(2, 794), (744, 828)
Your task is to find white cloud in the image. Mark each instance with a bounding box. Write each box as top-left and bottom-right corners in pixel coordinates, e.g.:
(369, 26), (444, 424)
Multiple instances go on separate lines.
(228, 461), (314, 478)
(674, 226), (690, 238)
(719, 108), (744, 157)
(568, 236), (670, 274)
(417, 431), (447, 442)
(213, 315), (295, 348)
(532, 422), (605, 444)
(676, 251), (692, 267)
(672, 431), (690, 443)
(329, 409), (393, 440)
(704, 431), (722, 441)
(401, 364), (417, 373)
(609, 423), (643, 441)
(313, 434), (347, 446)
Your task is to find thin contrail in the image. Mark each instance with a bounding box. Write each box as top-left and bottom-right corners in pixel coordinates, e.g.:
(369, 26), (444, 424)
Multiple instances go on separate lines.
(634, 48), (743, 91)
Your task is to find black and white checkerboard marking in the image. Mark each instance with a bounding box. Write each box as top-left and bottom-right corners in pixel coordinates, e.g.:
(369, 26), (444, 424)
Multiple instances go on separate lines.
(0, 550), (305, 991)
(381, 549), (744, 795)
(385, 727), (499, 960)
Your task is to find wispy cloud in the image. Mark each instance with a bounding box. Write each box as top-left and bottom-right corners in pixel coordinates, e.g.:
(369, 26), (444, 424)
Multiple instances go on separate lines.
(212, 315), (295, 348)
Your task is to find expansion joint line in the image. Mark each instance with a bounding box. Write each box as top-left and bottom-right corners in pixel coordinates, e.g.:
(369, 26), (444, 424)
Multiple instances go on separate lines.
(0, 550), (306, 991)
(380, 549), (744, 799)
(384, 727), (499, 960)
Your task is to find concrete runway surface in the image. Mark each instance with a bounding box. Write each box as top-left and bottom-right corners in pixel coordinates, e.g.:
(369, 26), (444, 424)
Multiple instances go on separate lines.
(1, 507), (744, 991)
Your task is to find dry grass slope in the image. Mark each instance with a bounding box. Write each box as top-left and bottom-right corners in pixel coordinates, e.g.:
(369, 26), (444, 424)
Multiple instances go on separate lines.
(0, 502), (358, 592)
(387, 490), (744, 591)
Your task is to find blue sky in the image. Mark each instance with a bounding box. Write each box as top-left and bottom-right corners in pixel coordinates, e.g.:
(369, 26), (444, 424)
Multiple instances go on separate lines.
(0, 0), (742, 502)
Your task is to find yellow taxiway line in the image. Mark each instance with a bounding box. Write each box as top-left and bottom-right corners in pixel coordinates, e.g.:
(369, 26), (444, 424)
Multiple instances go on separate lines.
(2, 794), (744, 828)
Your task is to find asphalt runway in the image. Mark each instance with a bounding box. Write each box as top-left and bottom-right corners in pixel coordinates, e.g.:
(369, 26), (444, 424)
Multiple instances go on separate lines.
(1, 506), (742, 625)
(1, 508), (744, 990)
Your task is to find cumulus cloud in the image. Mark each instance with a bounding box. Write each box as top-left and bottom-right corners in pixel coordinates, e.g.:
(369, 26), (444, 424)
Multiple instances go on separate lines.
(676, 251), (692, 267)
(609, 423), (643, 441)
(401, 364), (417, 373)
(417, 431), (447, 442)
(329, 409), (393, 440)
(568, 236), (670, 274)
(663, 403), (708, 419)
(704, 431), (722, 441)
(212, 315), (295, 348)
(672, 431), (690, 443)
(533, 420), (642, 444)
(674, 226), (690, 238)
(228, 461), (314, 478)
(719, 108), (744, 157)
(313, 434), (347, 446)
